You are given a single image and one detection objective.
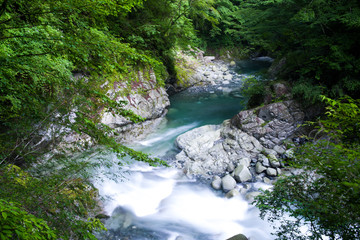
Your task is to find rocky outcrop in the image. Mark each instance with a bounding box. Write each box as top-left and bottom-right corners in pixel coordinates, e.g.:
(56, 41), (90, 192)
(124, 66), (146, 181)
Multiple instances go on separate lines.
(174, 122), (263, 177)
(101, 69), (170, 142)
(169, 50), (241, 93)
(173, 99), (305, 197)
(231, 101), (304, 149)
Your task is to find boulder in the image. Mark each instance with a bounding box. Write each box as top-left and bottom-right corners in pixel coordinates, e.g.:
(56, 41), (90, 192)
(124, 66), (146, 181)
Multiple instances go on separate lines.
(273, 82), (289, 98)
(263, 177), (272, 185)
(284, 148), (295, 159)
(107, 206), (135, 230)
(231, 101), (305, 148)
(174, 121), (263, 177)
(227, 162), (236, 172)
(237, 157), (251, 168)
(226, 189), (240, 198)
(233, 165), (252, 183)
(273, 145), (286, 154)
(211, 176), (222, 190)
(175, 125), (220, 151)
(258, 154), (270, 167)
(255, 162), (267, 174)
(268, 154), (281, 168)
(266, 168), (277, 177)
(221, 175), (237, 192)
(220, 66), (228, 72)
(224, 74), (233, 81)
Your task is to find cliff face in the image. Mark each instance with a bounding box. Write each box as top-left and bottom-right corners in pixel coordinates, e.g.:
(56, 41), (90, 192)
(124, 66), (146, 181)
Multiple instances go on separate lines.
(101, 69), (170, 143)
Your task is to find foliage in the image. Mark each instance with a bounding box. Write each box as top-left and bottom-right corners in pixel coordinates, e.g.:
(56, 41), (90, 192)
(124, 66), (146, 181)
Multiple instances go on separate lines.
(319, 95), (360, 142)
(255, 96), (360, 239)
(291, 80), (325, 106)
(196, 0), (360, 100)
(0, 163), (110, 239)
(0, 0), (171, 238)
(240, 77), (267, 109)
(0, 198), (57, 240)
(107, 0), (218, 77)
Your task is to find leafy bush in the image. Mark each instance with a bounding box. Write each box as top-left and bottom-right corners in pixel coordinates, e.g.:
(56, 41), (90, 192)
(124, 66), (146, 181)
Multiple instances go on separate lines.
(0, 199), (56, 240)
(255, 96), (360, 239)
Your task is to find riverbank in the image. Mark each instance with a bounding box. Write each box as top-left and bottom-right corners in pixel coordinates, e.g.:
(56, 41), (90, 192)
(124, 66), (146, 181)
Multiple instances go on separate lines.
(95, 58), (278, 240)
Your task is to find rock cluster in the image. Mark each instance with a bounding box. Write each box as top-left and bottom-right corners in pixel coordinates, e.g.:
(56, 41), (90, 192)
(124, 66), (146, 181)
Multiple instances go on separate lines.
(169, 51), (243, 93)
(173, 99), (304, 199)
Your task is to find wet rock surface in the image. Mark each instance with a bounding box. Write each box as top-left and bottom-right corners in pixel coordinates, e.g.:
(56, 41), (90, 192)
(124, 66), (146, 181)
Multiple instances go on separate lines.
(173, 98), (305, 199)
(101, 70), (170, 143)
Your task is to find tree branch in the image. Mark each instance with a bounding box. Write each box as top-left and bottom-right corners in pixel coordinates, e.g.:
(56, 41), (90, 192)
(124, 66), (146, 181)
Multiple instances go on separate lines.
(0, 0), (9, 19)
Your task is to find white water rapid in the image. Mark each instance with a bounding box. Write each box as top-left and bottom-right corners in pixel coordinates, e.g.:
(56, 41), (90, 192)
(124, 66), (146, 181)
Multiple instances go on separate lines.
(95, 60), (276, 240)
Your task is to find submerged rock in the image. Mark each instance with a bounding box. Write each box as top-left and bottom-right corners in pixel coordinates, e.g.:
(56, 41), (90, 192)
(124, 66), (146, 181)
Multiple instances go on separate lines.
(245, 191), (261, 202)
(225, 189), (240, 198)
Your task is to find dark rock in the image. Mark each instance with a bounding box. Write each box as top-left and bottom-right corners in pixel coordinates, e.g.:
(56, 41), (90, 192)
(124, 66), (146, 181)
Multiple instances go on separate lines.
(272, 82), (290, 98)
(226, 233), (249, 240)
(95, 213), (110, 220)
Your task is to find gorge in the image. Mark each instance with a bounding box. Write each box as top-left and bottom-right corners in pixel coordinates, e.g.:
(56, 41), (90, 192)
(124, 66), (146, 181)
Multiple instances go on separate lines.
(94, 58), (285, 240)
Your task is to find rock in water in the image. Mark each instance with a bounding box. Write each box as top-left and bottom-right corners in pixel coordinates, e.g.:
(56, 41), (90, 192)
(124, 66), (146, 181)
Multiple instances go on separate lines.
(211, 176), (222, 190)
(221, 175), (237, 192)
(233, 165), (252, 183)
(245, 191), (261, 202)
(225, 189), (240, 198)
(226, 233), (248, 240)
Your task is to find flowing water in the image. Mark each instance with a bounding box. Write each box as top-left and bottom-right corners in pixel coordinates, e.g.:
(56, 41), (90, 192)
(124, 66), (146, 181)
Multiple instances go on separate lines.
(95, 59), (274, 240)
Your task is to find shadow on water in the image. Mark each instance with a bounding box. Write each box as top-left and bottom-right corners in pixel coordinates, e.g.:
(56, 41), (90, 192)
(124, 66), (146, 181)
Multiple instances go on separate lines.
(234, 58), (273, 75)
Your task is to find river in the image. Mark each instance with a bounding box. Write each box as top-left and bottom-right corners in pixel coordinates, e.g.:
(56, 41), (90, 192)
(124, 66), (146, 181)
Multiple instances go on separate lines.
(95, 59), (275, 240)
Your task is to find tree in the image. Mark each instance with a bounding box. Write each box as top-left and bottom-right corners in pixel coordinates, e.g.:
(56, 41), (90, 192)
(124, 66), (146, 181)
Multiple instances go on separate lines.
(255, 96), (360, 240)
(105, 0), (218, 77)
(0, 0), (167, 238)
(195, 0), (360, 101)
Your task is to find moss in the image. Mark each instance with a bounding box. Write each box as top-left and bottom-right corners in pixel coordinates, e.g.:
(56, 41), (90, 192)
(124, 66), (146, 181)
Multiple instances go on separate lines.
(175, 64), (195, 87)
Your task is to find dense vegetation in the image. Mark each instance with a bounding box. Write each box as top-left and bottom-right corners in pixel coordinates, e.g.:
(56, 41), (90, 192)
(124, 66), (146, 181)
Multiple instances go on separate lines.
(256, 96), (360, 239)
(0, 0), (214, 239)
(0, 0), (359, 239)
(195, 1), (360, 239)
(196, 0), (360, 103)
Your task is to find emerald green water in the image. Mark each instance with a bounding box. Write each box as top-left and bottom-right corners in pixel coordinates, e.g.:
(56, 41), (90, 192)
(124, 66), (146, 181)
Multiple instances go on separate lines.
(134, 58), (272, 157)
(132, 85), (246, 158)
(96, 59), (274, 240)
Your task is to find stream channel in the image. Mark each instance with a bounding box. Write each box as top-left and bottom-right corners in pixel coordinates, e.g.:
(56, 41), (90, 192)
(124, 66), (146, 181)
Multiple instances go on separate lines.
(95, 59), (275, 240)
